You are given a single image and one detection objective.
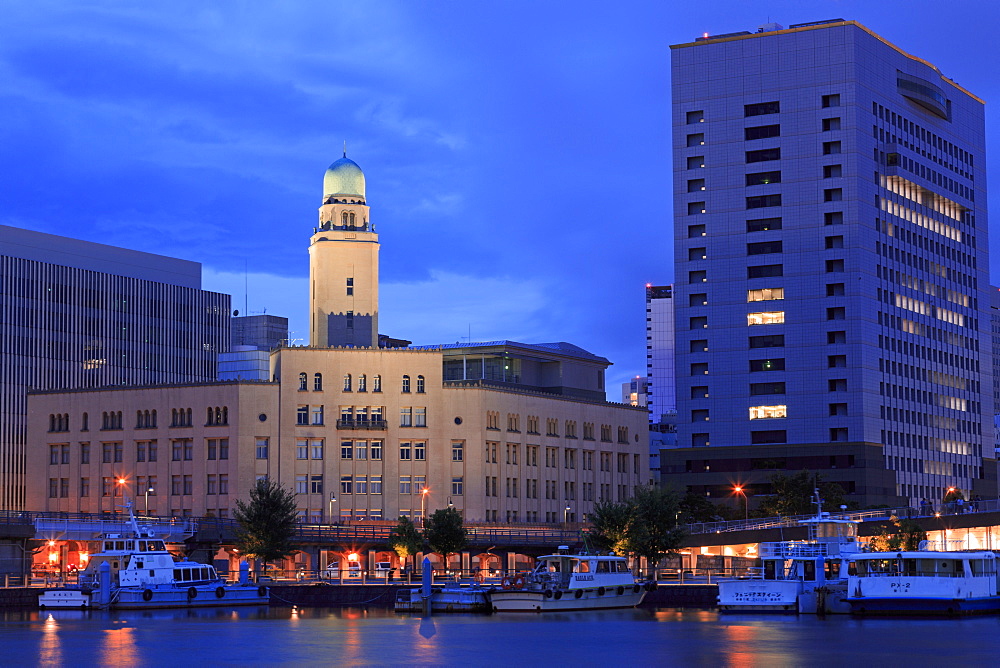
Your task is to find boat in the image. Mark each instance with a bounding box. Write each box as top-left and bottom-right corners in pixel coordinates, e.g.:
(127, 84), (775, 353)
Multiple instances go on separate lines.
(488, 548), (650, 612)
(38, 503), (267, 610)
(847, 544), (1000, 616)
(394, 582), (491, 613)
(717, 491), (861, 614)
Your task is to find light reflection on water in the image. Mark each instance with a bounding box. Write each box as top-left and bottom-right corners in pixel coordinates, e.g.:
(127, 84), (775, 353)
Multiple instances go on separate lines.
(4, 607), (1000, 666)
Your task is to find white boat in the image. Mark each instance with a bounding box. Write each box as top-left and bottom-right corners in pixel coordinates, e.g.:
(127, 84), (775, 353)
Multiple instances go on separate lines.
(489, 549), (649, 613)
(39, 504), (267, 610)
(847, 545), (1000, 616)
(718, 493), (861, 614)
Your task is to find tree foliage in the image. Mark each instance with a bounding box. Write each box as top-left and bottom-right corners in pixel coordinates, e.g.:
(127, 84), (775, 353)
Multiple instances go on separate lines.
(388, 516), (423, 563)
(678, 491), (727, 523)
(423, 507), (467, 567)
(868, 515), (927, 552)
(589, 486), (686, 567)
(756, 471), (846, 517)
(232, 478), (299, 569)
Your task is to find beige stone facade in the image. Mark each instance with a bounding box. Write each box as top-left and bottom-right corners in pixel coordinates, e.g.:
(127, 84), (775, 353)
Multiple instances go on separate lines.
(27, 345), (649, 523)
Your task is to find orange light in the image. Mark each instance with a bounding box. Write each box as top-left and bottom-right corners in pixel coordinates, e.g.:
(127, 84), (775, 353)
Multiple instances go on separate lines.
(48, 551), (58, 563)
(422, 488), (429, 495)
(348, 553), (359, 562)
(733, 486), (743, 494)
(117, 477), (127, 485)
(47, 540), (56, 547)
(79, 552), (89, 563)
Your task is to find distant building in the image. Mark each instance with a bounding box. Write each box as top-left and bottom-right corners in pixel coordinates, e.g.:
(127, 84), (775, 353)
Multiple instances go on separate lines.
(645, 285), (675, 424)
(667, 20), (993, 508)
(0, 225), (228, 510)
(621, 377), (649, 408)
(219, 315), (290, 381)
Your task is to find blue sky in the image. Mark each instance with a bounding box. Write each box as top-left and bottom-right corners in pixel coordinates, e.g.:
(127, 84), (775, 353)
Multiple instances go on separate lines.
(3, 1), (999, 397)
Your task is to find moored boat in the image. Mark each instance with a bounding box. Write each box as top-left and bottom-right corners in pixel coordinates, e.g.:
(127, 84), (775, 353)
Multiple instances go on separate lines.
(489, 549), (650, 613)
(394, 583), (490, 613)
(847, 546), (1000, 616)
(717, 492), (860, 614)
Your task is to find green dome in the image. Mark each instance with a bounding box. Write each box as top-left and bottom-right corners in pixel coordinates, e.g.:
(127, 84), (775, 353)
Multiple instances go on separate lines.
(323, 155), (365, 200)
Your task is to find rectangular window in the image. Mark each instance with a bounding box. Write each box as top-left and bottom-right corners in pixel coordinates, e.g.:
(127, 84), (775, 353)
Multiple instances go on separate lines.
(399, 441), (411, 460)
(183, 440), (192, 461)
(371, 475), (382, 494)
(824, 188), (843, 202)
(183, 475), (192, 496)
(686, 133), (704, 147)
(311, 405), (324, 425)
(80, 443), (90, 465)
(688, 247), (706, 261)
(745, 171), (781, 186)
(80, 477), (90, 498)
(690, 362), (709, 375)
(296, 405), (309, 425)
(341, 441), (353, 459)
(750, 358), (785, 372)
(747, 240), (782, 254)
(690, 386), (708, 399)
(747, 311), (784, 326)
(826, 307), (846, 320)
(341, 475), (353, 495)
(827, 330), (846, 344)
(689, 293), (707, 306)
(206, 439), (216, 461)
(745, 101), (779, 116)
(746, 147), (780, 163)
(399, 476), (411, 495)
(218, 475), (228, 495)
(311, 475), (324, 494)
(452, 441), (464, 462)
(822, 141), (841, 155)
(415, 407), (426, 427)
(400, 407), (412, 427)
(826, 259), (845, 273)
(297, 439), (308, 460)
(746, 195), (782, 209)
(452, 477), (464, 496)
(744, 124), (780, 140)
(692, 409), (709, 422)
(689, 316), (708, 329)
(825, 236), (844, 249)
(687, 224), (706, 238)
(689, 339), (708, 353)
(207, 475), (217, 495)
(148, 441), (158, 462)
(687, 178), (705, 192)
(687, 201), (706, 215)
(749, 405), (787, 419)
(751, 430), (787, 444)
(686, 110), (704, 123)
(829, 379), (848, 392)
(828, 354), (847, 368)
(687, 156), (704, 169)
(689, 270), (706, 283)
(822, 117), (841, 131)
(825, 211), (844, 225)
(255, 438), (269, 459)
(747, 288), (783, 302)
(750, 382), (786, 395)
(747, 264), (783, 278)
(823, 164), (842, 178)
(414, 441), (426, 460)
(822, 94), (840, 108)
(749, 334), (784, 348)
(370, 440), (383, 460)
(171, 475), (181, 496)
(218, 439), (228, 460)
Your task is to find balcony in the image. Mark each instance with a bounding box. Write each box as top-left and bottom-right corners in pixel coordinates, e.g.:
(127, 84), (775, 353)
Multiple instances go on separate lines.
(336, 419), (388, 431)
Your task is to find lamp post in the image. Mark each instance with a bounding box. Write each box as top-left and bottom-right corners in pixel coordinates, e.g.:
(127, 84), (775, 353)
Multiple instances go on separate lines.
(144, 486), (154, 516)
(734, 486), (748, 521)
(420, 488), (429, 526)
(564, 505), (571, 524)
(329, 493), (337, 525)
(116, 477), (128, 514)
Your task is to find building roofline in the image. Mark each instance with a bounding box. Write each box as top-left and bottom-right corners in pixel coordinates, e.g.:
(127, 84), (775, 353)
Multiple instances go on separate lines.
(27, 379), (278, 396)
(670, 20), (983, 104)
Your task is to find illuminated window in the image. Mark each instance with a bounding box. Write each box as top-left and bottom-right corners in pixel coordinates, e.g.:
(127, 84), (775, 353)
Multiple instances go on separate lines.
(749, 405), (787, 420)
(747, 311), (784, 326)
(747, 288), (784, 302)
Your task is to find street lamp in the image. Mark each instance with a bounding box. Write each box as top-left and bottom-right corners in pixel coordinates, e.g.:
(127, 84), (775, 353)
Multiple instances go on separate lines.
(144, 485), (154, 516)
(420, 488), (430, 526)
(116, 477), (128, 514)
(734, 486), (748, 521)
(564, 506), (571, 524)
(329, 493), (337, 524)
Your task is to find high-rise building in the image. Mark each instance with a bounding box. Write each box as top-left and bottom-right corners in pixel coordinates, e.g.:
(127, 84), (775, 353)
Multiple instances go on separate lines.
(218, 314), (291, 381)
(1, 225), (229, 509)
(666, 20), (993, 507)
(645, 284), (676, 424)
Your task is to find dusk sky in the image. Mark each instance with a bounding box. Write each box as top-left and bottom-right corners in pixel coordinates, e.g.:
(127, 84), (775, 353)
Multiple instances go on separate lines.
(3, 1), (999, 397)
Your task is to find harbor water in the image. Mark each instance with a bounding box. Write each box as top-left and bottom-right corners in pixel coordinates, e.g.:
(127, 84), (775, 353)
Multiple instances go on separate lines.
(4, 606), (1000, 666)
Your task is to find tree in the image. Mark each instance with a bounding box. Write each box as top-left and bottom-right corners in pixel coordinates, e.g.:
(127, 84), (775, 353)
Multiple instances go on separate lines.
(388, 516), (423, 567)
(232, 478), (299, 576)
(627, 486), (686, 569)
(868, 515), (927, 552)
(756, 471), (846, 517)
(423, 507), (467, 570)
(678, 491), (726, 523)
(588, 486), (686, 570)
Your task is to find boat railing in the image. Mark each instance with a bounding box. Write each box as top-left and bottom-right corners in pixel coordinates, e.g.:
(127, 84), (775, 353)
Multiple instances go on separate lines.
(759, 542), (829, 559)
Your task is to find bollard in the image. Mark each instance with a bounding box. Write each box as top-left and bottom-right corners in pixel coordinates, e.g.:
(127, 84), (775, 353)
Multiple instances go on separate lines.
(99, 561), (112, 608)
(239, 561), (249, 585)
(421, 556), (432, 616)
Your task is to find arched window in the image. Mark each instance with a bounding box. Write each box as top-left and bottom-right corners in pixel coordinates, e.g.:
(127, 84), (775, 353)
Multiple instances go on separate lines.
(373, 375), (382, 392)
(358, 374), (367, 392)
(151, 410), (157, 428)
(49, 414), (56, 432)
(314, 373), (323, 391)
(207, 407), (214, 424)
(417, 375), (425, 393)
(299, 372), (308, 391)
(349, 212), (356, 227)
(215, 407), (223, 424)
(402, 375), (411, 393)
(344, 374), (352, 391)
(81, 412), (88, 431)
(186, 408), (192, 426)
(172, 409), (178, 426)
(136, 410), (143, 428)
(222, 407), (228, 424)
(341, 212), (349, 226)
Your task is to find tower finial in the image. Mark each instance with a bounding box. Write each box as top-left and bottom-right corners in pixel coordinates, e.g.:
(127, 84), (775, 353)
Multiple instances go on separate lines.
(343, 140), (347, 158)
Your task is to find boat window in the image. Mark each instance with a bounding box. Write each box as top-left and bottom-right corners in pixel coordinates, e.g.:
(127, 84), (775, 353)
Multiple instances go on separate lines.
(764, 561), (776, 579)
(617, 562), (629, 573)
(548, 562), (560, 573)
(181, 568), (190, 581)
(138, 542), (146, 552)
(825, 561), (841, 579)
(115, 541), (125, 551)
(802, 561), (816, 581)
(847, 562), (857, 576)
(596, 561), (610, 573)
(577, 561), (591, 573)
(149, 570), (155, 577)
(105, 542), (113, 551)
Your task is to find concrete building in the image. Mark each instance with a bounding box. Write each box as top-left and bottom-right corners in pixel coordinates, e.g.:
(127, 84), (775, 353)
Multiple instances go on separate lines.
(0, 225), (229, 510)
(667, 20), (993, 508)
(219, 315), (290, 382)
(27, 154), (649, 523)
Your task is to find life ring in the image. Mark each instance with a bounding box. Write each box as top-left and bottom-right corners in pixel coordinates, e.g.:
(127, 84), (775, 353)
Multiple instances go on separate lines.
(544, 589), (553, 599)
(574, 589), (583, 599)
(616, 586), (625, 596)
(215, 587), (225, 599)
(554, 590), (563, 600)
(187, 587), (198, 600)
(501, 576), (514, 590)
(257, 586), (267, 597)
(597, 586), (606, 596)
(142, 589), (153, 602)
(512, 574), (526, 590)
(633, 584), (641, 594)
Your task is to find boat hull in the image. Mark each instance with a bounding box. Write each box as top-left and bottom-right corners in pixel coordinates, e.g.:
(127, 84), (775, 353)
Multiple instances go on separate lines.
(395, 586), (490, 613)
(848, 596), (1000, 616)
(38, 589), (93, 609)
(114, 584), (269, 609)
(490, 585), (646, 612)
(718, 580), (849, 614)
